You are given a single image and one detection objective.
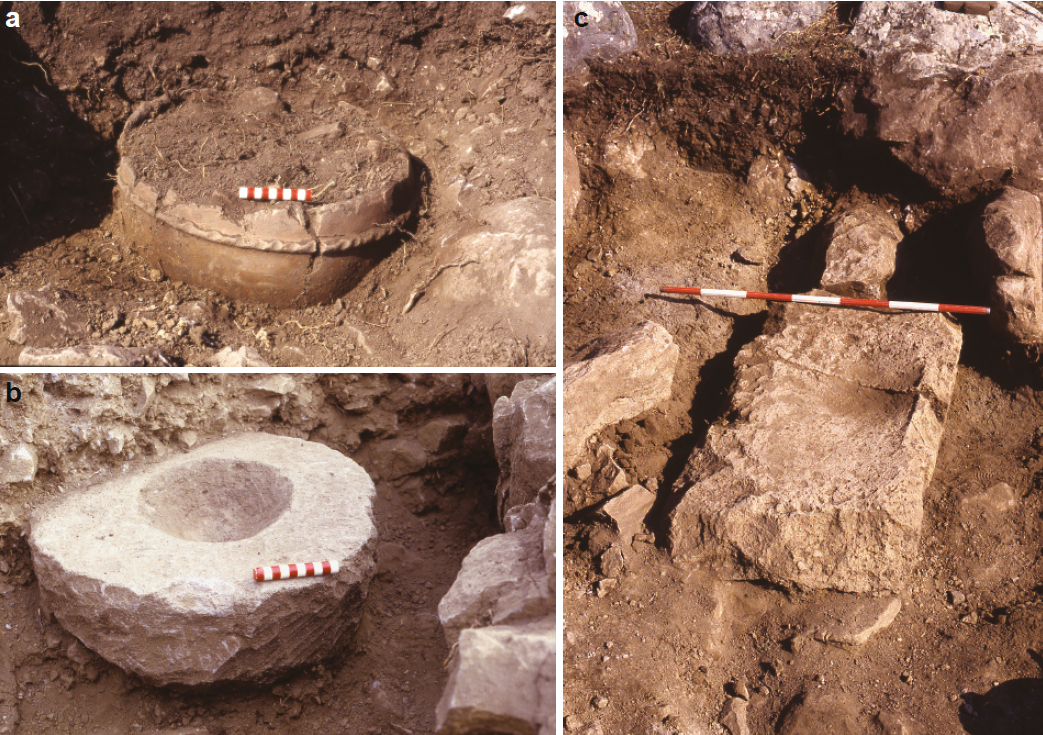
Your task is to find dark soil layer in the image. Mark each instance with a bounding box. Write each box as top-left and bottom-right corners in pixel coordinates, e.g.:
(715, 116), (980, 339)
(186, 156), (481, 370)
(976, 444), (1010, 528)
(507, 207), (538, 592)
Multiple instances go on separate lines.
(565, 4), (1043, 734)
(1, 1), (554, 366)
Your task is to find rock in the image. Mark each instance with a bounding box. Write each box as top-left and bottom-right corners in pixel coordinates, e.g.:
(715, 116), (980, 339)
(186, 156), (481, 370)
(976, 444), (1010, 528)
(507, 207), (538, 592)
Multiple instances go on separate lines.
(0, 442), (37, 484)
(437, 524), (552, 648)
(809, 595), (902, 646)
(667, 299), (962, 593)
(19, 345), (171, 367)
(421, 197), (555, 363)
(981, 188), (1043, 343)
(562, 1), (638, 77)
(418, 416), (469, 454)
(842, 3), (1043, 198)
(563, 321), (678, 471)
(821, 205), (903, 300)
(687, 1), (829, 55)
(598, 545), (624, 579)
(6, 285), (88, 346)
(476, 373), (546, 408)
(849, 2), (1043, 82)
(778, 690), (860, 735)
(543, 498), (556, 596)
(568, 445), (629, 513)
(720, 696), (751, 735)
(209, 346), (269, 368)
(747, 155), (788, 208)
(953, 481), (1026, 600)
(493, 377), (556, 522)
(873, 711), (919, 735)
(602, 132), (653, 179)
(564, 138), (581, 228)
(29, 433), (378, 686)
(436, 617), (555, 735)
(596, 485), (656, 544)
(503, 477), (554, 534)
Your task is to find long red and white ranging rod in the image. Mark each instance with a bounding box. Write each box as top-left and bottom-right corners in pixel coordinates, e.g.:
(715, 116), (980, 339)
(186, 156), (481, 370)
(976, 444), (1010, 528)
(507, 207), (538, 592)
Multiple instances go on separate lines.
(254, 560), (338, 582)
(239, 187), (313, 202)
(660, 286), (990, 315)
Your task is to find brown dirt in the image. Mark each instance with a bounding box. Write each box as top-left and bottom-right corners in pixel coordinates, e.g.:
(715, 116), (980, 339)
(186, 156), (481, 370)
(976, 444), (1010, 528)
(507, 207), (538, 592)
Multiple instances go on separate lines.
(1, 1), (555, 367)
(0, 373), (505, 735)
(565, 3), (1043, 734)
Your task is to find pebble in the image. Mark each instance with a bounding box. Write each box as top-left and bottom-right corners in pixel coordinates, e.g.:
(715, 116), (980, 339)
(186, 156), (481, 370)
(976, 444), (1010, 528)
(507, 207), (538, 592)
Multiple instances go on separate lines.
(591, 695), (608, 710)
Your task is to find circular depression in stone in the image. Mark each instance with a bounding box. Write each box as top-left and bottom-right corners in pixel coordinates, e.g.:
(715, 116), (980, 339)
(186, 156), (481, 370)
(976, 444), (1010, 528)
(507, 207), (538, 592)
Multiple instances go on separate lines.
(116, 88), (419, 307)
(27, 433), (378, 687)
(140, 458), (293, 543)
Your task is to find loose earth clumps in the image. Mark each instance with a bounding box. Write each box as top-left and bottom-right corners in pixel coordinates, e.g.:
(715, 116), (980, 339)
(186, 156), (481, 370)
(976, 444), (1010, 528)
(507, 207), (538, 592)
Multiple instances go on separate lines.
(117, 88), (419, 308)
(28, 432), (378, 687)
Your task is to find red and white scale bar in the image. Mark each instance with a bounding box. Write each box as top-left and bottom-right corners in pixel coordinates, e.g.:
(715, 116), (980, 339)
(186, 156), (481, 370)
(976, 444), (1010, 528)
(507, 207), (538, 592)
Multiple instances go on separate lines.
(660, 287), (990, 315)
(239, 187), (313, 202)
(254, 560), (338, 582)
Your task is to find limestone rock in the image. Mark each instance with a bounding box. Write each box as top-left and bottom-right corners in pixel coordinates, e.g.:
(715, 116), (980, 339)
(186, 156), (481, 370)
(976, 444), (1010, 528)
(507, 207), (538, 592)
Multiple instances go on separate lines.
(0, 442), (37, 484)
(29, 433), (378, 686)
(437, 524), (552, 648)
(981, 188), (1043, 343)
(19, 345), (171, 367)
(809, 595), (902, 647)
(778, 691), (860, 735)
(667, 300), (962, 593)
(720, 696), (751, 735)
(436, 617), (555, 735)
(568, 445), (629, 513)
(563, 1), (638, 77)
(564, 321), (678, 472)
(493, 377), (556, 522)
(821, 205), (902, 300)
(843, 3), (1043, 198)
(688, 1), (829, 55)
(6, 285), (88, 347)
(597, 485), (656, 544)
(209, 346), (269, 368)
(421, 197), (554, 363)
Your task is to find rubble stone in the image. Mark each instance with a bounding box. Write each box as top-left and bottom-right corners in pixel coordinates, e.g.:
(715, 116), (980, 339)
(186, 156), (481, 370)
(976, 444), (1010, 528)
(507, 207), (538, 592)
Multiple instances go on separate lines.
(29, 433), (378, 686)
(720, 696), (751, 735)
(843, 3), (1043, 198)
(6, 285), (88, 346)
(209, 346), (269, 368)
(688, 1), (829, 55)
(0, 442), (37, 484)
(19, 345), (171, 367)
(809, 595), (902, 646)
(563, 1), (638, 77)
(981, 187), (1043, 343)
(597, 485), (656, 544)
(437, 524), (553, 648)
(564, 321), (678, 471)
(436, 617), (555, 735)
(493, 377), (556, 521)
(667, 300), (962, 593)
(821, 205), (902, 300)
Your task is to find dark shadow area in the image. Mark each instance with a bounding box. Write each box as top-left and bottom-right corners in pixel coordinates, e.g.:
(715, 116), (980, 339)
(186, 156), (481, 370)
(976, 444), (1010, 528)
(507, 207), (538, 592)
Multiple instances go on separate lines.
(767, 220), (830, 294)
(958, 678), (1043, 735)
(647, 310), (768, 543)
(666, 2), (696, 41)
(0, 19), (113, 264)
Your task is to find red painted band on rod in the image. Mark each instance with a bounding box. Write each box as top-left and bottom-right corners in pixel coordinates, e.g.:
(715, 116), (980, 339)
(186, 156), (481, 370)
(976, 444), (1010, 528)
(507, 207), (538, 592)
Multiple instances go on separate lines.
(660, 287), (991, 315)
(253, 560), (338, 582)
(239, 187), (313, 202)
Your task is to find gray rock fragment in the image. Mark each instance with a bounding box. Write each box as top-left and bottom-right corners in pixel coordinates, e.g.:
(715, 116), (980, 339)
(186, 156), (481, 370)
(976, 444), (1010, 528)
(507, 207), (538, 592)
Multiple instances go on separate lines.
(436, 618), (555, 735)
(19, 345), (171, 367)
(596, 485), (656, 544)
(493, 377), (556, 522)
(821, 205), (902, 299)
(6, 285), (88, 346)
(720, 696), (751, 735)
(564, 321), (678, 472)
(688, 1), (829, 55)
(981, 188), (1043, 343)
(563, 1), (638, 77)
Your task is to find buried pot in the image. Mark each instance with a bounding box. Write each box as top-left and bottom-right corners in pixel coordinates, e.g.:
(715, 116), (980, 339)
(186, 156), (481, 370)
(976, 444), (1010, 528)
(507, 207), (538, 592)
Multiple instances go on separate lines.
(28, 433), (378, 687)
(116, 89), (419, 308)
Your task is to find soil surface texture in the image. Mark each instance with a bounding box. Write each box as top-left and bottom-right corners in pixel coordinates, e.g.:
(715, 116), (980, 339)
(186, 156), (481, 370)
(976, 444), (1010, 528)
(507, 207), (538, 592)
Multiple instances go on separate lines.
(1, 1), (555, 367)
(565, 4), (1043, 735)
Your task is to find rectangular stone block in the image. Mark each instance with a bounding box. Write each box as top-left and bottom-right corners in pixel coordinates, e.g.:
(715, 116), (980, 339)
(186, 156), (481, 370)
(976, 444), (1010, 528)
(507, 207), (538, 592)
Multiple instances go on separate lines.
(667, 302), (962, 593)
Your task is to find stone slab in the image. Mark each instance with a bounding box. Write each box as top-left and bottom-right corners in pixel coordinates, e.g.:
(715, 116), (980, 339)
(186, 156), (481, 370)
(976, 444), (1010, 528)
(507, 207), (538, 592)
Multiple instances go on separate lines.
(436, 617), (555, 735)
(493, 376), (556, 522)
(563, 321), (678, 472)
(29, 432), (377, 686)
(667, 301), (961, 593)
(821, 205), (902, 300)
(688, 1), (829, 55)
(982, 187), (1043, 343)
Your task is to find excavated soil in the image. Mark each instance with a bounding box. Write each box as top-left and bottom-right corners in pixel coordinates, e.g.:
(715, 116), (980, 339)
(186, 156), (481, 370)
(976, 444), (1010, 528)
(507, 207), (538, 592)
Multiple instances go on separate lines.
(0, 374), (508, 735)
(565, 4), (1043, 735)
(1, 1), (554, 367)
